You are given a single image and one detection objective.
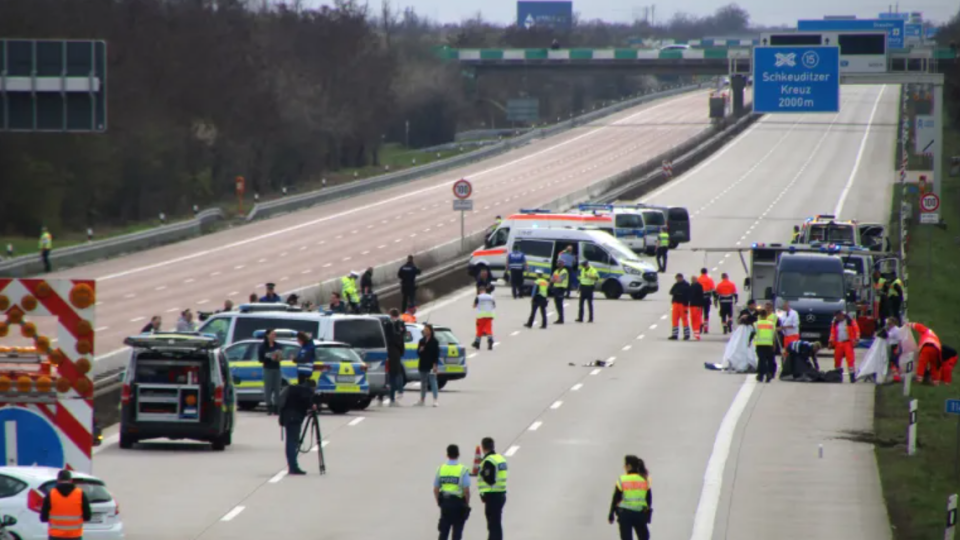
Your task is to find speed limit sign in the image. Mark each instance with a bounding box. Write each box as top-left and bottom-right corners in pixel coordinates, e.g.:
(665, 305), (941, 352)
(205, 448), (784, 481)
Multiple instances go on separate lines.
(920, 193), (940, 213)
(453, 179), (473, 200)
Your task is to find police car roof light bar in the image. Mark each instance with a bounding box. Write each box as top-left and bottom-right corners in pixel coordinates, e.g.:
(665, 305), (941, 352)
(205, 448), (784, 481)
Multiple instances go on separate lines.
(123, 333), (221, 349)
(519, 208), (552, 214)
(238, 303), (303, 313)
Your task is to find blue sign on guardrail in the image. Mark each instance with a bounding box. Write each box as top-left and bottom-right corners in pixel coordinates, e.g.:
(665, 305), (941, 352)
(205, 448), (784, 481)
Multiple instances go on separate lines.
(798, 19), (905, 49)
(905, 24), (922, 38)
(753, 46), (840, 114)
(517, 1), (572, 30)
(947, 399), (960, 415)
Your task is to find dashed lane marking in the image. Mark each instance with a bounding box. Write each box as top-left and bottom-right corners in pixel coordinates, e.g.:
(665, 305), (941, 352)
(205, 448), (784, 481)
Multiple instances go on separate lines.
(348, 417), (365, 427)
(268, 471), (287, 484)
(550, 401), (563, 409)
(130, 317), (145, 323)
(529, 421), (543, 431)
(571, 383), (583, 391)
(220, 506), (245, 522)
(590, 368), (602, 376)
(505, 445), (520, 457)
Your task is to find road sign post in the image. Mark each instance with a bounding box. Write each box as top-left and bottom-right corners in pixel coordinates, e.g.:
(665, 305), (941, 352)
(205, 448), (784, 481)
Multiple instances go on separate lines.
(453, 179), (473, 252)
(946, 400), (960, 484)
(753, 46), (840, 114)
(920, 192), (940, 278)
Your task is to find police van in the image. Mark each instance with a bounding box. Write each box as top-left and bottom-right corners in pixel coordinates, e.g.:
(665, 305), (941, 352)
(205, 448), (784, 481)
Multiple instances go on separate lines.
(198, 308), (392, 397)
(635, 204), (691, 248)
(401, 323), (468, 389)
(576, 204), (661, 255)
(119, 333), (236, 450)
(223, 329), (371, 414)
(510, 228), (659, 300)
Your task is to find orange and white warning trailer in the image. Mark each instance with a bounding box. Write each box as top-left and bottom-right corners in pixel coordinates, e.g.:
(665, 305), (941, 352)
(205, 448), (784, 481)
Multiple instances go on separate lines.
(0, 278), (95, 473)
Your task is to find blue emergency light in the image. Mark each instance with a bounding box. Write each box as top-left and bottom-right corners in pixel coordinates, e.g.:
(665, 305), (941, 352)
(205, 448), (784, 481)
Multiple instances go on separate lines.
(252, 329), (301, 340)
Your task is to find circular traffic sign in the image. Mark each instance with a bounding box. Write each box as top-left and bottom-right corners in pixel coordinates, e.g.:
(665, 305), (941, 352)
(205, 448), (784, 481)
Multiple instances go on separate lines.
(453, 179), (473, 200)
(920, 193), (940, 213)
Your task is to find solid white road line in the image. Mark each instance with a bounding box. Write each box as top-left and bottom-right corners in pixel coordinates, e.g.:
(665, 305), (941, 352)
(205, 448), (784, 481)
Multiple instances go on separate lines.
(550, 400), (563, 409)
(834, 85), (886, 218)
(689, 376), (758, 540)
(220, 506), (246, 522)
(529, 421), (543, 431)
(268, 470), (287, 484)
(504, 445), (520, 457)
(347, 417), (365, 427)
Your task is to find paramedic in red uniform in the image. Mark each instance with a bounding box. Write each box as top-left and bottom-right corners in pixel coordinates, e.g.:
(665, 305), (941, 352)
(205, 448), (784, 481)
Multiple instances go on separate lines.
(829, 311), (860, 383)
(697, 269), (715, 334)
(910, 322), (943, 386)
(715, 274), (738, 334)
(668, 274), (691, 341)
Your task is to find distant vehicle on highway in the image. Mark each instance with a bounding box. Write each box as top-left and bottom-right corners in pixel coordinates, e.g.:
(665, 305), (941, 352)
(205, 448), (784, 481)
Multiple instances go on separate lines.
(0, 466), (124, 539)
(795, 214), (885, 252)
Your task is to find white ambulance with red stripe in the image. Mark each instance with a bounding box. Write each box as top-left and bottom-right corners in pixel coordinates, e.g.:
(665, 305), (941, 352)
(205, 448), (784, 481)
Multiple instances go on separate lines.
(469, 210), (614, 278)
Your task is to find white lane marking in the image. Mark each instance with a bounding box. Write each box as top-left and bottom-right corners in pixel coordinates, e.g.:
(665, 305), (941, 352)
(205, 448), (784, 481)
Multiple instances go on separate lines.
(409, 233), (417, 238)
(299, 246), (307, 251)
(228, 291), (239, 296)
(394, 238), (402, 243)
(590, 368), (602, 375)
(351, 230), (359, 234)
(165, 307), (180, 313)
(607, 356), (617, 364)
(95, 326), (109, 332)
(342, 257), (352, 262)
(302, 269), (312, 275)
(833, 86), (886, 218)
(348, 417), (365, 427)
(259, 258), (268, 263)
(505, 445), (520, 457)
(492, 341), (501, 348)
(550, 401), (563, 409)
(510, 330), (520, 337)
(197, 299), (209, 305)
(210, 271), (222, 277)
(361, 251), (370, 255)
(235, 265), (245, 270)
(129, 316), (145, 323)
(310, 440), (331, 453)
(336, 235), (343, 240)
(378, 245), (386, 249)
(571, 383), (583, 391)
(268, 470), (287, 484)
(622, 345), (632, 351)
(467, 353), (478, 359)
(96, 93), (705, 282)
(367, 224), (374, 229)
(123, 293), (136, 299)
(184, 278), (195, 283)
(690, 376), (757, 540)
(660, 314), (667, 320)
(220, 506), (246, 522)
(649, 324), (657, 330)
(636, 334), (645, 340)
(155, 285), (167, 291)
(529, 421), (543, 431)
(323, 263), (332, 268)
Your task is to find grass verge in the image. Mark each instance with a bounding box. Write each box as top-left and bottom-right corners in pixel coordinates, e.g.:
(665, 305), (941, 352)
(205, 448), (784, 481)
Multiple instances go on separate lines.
(875, 118), (960, 539)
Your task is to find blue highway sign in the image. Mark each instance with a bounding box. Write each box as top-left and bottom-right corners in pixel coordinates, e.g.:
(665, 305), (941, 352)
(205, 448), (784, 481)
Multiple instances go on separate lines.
(946, 399), (960, 416)
(753, 46), (840, 114)
(798, 19), (905, 49)
(0, 407), (65, 468)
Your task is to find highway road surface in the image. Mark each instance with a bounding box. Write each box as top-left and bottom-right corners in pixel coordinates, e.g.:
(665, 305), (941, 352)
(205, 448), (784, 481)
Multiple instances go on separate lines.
(91, 84), (895, 540)
(48, 89), (715, 373)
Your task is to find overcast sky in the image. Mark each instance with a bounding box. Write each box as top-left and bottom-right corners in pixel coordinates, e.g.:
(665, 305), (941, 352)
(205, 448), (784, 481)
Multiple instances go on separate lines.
(304, 1), (954, 27)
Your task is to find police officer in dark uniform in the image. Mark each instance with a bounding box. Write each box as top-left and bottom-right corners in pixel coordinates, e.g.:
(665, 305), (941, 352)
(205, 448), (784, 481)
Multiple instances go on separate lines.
(278, 373), (316, 475)
(260, 283), (282, 303)
(506, 245), (527, 299)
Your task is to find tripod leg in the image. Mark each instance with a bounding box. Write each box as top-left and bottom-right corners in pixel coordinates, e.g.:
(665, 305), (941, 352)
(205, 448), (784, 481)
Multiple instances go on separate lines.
(313, 413), (326, 474)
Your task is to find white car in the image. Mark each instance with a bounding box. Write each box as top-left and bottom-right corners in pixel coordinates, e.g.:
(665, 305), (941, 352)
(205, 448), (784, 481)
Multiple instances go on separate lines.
(0, 467), (123, 539)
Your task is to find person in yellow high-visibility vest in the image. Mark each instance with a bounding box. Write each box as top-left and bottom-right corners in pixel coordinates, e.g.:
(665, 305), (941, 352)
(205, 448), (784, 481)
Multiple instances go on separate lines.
(751, 304), (780, 383)
(551, 261), (569, 324)
(39, 227), (53, 273)
(340, 271), (360, 312)
(577, 261), (600, 323)
(477, 437), (508, 540)
(434, 444), (471, 540)
(608, 455), (652, 540)
(524, 270), (550, 329)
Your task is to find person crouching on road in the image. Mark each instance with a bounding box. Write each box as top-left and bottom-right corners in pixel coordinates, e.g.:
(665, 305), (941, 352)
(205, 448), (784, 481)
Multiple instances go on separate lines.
(478, 437), (508, 540)
(608, 455), (652, 540)
(473, 285), (496, 351)
(910, 322), (942, 386)
(40, 469), (92, 539)
(278, 373), (316, 475)
(688, 272), (705, 341)
(525, 269), (550, 329)
(435, 444), (471, 540)
(577, 260), (600, 323)
(668, 274), (691, 341)
(417, 324), (440, 407)
(260, 329), (284, 415)
(829, 311), (860, 383)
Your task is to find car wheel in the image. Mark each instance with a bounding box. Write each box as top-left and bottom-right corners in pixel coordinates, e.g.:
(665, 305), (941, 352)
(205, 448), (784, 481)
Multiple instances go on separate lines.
(211, 435), (227, 451)
(119, 432), (137, 450)
(224, 430), (233, 447)
(436, 379), (448, 391)
(237, 401), (259, 412)
(357, 397), (373, 410)
(602, 280), (623, 300)
(329, 403), (350, 415)
(630, 291), (648, 300)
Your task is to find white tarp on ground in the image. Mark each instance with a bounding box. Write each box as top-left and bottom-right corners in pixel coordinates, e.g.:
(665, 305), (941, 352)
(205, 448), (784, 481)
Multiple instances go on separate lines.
(722, 325), (758, 372)
(856, 337), (889, 382)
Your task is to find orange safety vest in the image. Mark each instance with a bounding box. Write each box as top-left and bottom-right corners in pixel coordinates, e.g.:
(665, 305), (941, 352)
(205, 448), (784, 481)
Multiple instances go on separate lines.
(911, 323), (941, 354)
(698, 274), (715, 294)
(401, 313), (417, 323)
(715, 279), (737, 297)
(48, 487), (84, 538)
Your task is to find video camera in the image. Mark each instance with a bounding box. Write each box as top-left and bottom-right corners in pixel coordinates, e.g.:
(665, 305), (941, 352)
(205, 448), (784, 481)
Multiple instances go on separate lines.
(197, 311), (214, 322)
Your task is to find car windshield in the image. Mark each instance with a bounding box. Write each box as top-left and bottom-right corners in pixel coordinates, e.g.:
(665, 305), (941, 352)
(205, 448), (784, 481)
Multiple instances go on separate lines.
(600, 239), (640, 262)
(317, 346), (362, 363)
(808, 224), (855, 244)
(433, 329), (460, 346)
(40, 480), (113, 503)
(778, 271), (845, 300)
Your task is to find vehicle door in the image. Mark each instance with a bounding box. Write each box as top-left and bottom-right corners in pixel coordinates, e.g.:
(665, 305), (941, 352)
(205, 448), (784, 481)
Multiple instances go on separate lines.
(485, 226), (510, 249)
(580, 241), (614, 282)
(403, 325), (423, 379)
(198, 316), (233, 345)
(333, 318), (389, 394)
(667, 207), (691, 243)
(517, 239), (555, 282)
(614, 213), (645, 252)
(858, 223), (886, 252)
(214, 351), (235, 426)
(434, 327), (467, 376)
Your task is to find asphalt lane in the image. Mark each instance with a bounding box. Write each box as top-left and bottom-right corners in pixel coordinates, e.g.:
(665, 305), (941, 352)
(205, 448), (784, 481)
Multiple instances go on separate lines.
(47, 90), (714, 366)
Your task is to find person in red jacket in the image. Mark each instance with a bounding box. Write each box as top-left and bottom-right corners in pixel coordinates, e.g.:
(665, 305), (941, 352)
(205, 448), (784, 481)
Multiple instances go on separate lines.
(829, 311), (860, 383)
(911, 322), (943, 385)
(697, 269), (716, 335)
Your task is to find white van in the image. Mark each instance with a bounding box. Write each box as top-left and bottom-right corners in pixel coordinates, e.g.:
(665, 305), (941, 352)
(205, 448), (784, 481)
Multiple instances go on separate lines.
(511, 228), (659, 300)
(471, 210), (614, 277)
(577, 204), (661, 255)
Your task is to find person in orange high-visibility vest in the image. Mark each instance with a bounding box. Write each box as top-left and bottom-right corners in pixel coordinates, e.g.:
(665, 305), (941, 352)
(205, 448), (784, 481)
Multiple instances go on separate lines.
(910, 322), (942, 386)
(40, 469), (91, 539)
(401, 306), (418, 323)
(829, 311), (860, 383)
(697, 269), (716, 335)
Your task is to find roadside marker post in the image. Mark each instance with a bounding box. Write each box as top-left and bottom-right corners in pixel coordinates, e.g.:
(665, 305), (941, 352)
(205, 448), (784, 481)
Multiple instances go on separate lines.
(907, 399), (918, 456)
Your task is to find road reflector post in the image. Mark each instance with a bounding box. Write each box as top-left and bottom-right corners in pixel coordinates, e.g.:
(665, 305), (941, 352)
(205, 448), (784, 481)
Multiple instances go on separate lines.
(904, 354), (915, 397)
(947, 494), (957, 540)
(907, 399), (918, 456)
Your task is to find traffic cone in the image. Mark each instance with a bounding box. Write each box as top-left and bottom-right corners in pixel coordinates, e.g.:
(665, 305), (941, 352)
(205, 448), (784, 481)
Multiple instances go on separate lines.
(470, 445), (482, 476)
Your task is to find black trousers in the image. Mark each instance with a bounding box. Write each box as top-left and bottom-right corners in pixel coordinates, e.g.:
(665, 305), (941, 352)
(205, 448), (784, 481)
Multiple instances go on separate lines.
(578, 286), (595, 321)
(553, 289), (566, 322)
(438, 497), (468, 540)
(527, 297), (548, 328)
(483, 492), (506, 540)
(756, 345), (776, 381)
(655, 247), (668, 272)
(509, 269), (525, 298)
(719, 302), (734, 328)
(400, 287), (417, 313)
(616, 508), (650, 540)
(702, 299), (711, 329)
(41, 249), (52, 273)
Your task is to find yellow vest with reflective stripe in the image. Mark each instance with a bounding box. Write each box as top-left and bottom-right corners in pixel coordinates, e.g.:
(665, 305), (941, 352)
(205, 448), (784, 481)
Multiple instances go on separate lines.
(658, 231), (669, 247)
(341, 276), (359, 302)
(753, 314), (776, 346)
(617, 473), (649, 511)
(888, 279), (903, 297)
(477, 453), (508, 493)
(39, 232), (53, 250)
(437, 463), (466, 498)
(553, 268), (569, 289)
(875, 277), (886, 291)
(535, 278), (549, 298)
(579, 266), (599, 286)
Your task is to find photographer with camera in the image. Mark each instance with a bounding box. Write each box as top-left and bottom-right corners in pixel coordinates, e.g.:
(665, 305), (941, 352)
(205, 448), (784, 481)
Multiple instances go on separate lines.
(278, 373), (317, 476)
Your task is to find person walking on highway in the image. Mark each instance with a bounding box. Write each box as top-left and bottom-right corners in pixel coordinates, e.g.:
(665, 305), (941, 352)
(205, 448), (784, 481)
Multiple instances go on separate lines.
(716, 273), (738, 334)
(577, 260), (599, 323)
(751, 305), (779, 383)
(525, 269), (550, 329)
(608, 455), (652, 540)
(417, 324), (440, 407)
(655, 227), (670, 273)
(668, 274), (691, 341)
(398, 255), (422, 313)
(559, 246), (578, 298)
(386, 309), (407, 406)
(40, 469), (92, 539)
(697, 269), (715, 334)
(476, 267), (493, 290)
(278, 373), (316, 475)
(478, 437), (508, 540)
(473, 285), (496, 351)
(551, 260), (569, 324)
(260, 329), (284, 415)
(39, 226), (53, 273)
(829, 311), (860, 383)
(260, 282), (282, 303)
(140, 316), (162, 334)
(688, 273), (705, 341)
(507, 245), (527, 299)
(341, 272), (361, 312)
(434, 444), (471, 540)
